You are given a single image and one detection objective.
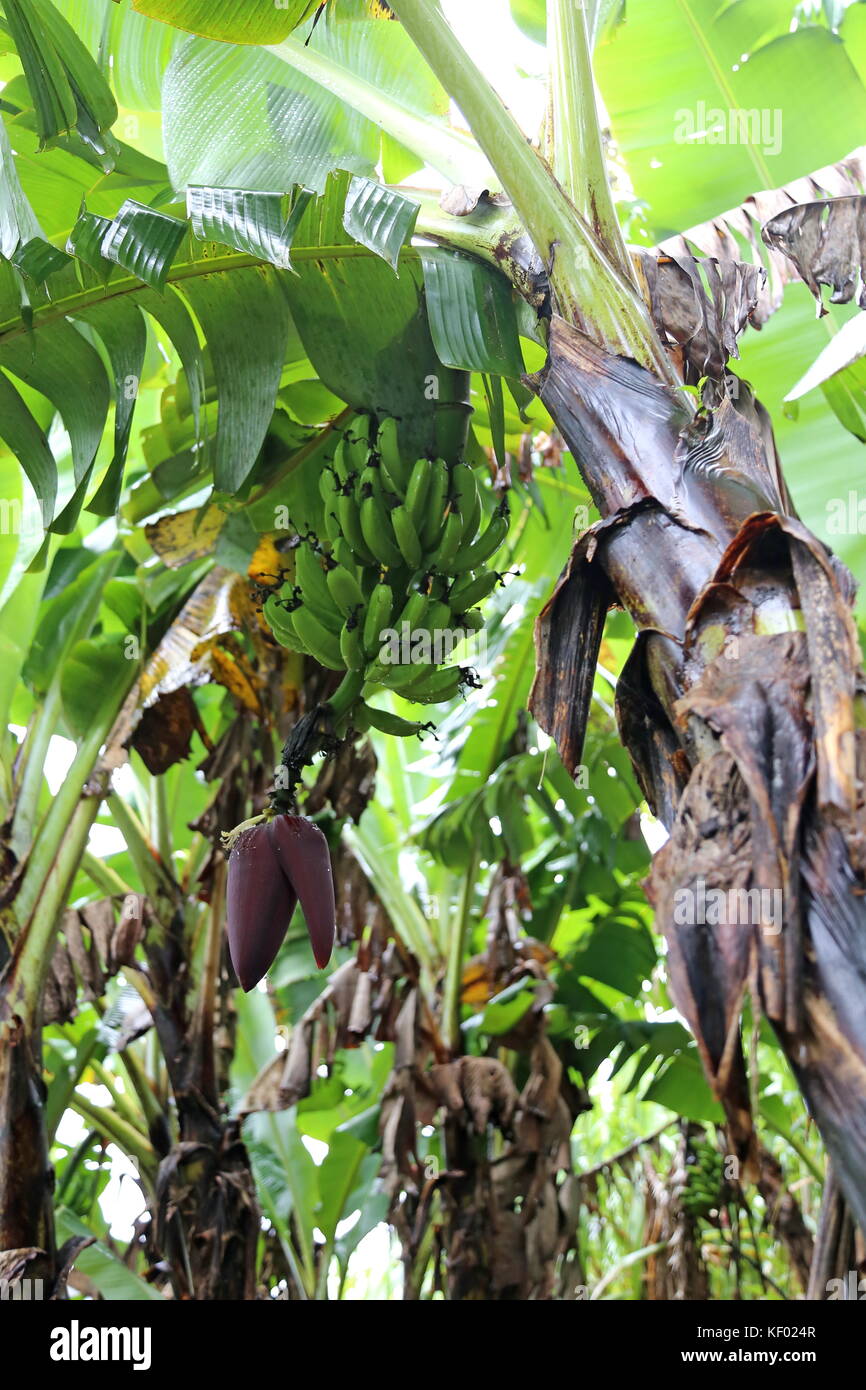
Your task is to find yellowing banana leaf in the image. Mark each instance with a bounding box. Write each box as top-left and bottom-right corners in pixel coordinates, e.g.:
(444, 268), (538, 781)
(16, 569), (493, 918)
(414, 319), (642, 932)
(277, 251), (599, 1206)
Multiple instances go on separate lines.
(144, 504), (227, 568)
(139, 565), (257, 705)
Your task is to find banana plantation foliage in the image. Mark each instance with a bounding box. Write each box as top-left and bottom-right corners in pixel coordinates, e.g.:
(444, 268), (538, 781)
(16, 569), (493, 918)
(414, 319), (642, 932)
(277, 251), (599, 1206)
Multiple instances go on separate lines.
(1, 0), (866, 1310)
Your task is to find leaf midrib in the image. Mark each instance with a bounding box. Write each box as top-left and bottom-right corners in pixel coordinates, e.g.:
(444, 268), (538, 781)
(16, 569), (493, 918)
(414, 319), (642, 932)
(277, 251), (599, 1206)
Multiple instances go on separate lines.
(0, 242), (420, 346)
(675, 0), (773, 192)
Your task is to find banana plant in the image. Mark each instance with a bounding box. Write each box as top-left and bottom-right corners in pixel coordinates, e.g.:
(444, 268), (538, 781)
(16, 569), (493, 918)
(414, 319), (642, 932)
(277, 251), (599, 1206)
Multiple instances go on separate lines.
(31, 608), (326, 1297)
(86, 0), (866, 1226)
(0, 514), (277, 1289)
(0, 541), (137, 1288)
(3, 0), (866, 1288)
(367, 0), (866, 1230)
(239, 554), (741, 1298)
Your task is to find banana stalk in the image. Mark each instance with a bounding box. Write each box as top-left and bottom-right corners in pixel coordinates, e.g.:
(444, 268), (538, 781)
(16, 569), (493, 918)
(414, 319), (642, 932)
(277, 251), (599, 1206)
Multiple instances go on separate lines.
(0, 678), (133, 1283)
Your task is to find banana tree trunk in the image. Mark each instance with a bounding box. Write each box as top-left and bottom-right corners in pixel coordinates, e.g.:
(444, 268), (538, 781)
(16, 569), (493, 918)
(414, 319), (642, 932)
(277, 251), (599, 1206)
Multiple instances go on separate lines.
(141, 868), (259, 1301)
(529, 315), (866, 1232)
(0, 761), (120, 1289)
(0, 1005), (55, 1283)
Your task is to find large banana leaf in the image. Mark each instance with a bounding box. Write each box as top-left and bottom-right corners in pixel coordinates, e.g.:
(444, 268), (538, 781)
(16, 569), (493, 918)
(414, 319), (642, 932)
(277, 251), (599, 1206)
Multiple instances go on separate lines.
(0, 113), (43, 254)
(0, 191), (301, 519)
(342, 176), (419, 271)
(421, 246), (526, 378)
(1, 0), (117, 151)
(163, 15), (453, 195)
(280, 172), (467, 459)
(595, 0), (866, 236)
(3, 85), (170, 237)
(52, 0), (181, 110)
(133, 0), (316, 44)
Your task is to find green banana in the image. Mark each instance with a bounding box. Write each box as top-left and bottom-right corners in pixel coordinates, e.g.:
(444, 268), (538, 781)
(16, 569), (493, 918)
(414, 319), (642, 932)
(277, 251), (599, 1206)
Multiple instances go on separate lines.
(365, 655), (402, 687)
(401, 663), (464, 704)
(424, 598), (453, 635)
(449, 568), (500, 611)
(337, 489), (376, 565)
(333, 538), (359, 573)
(374, 593), (435, 687)
(363, 580), (395, 657)
(333, 439), (351, 488)
(376, 415), (413, 491)
(405, 457), (431, 529)
(291, 604), (345, 670)
(295, 544), (343, 633)
(323, 506), (343, 545)
(319, 465), (339, 511)
(326, 563), (366, 618)
(378, 460), (402, 496)
(266, 430), (507, 725)
(430, 509), (464, 572)
(272, 602), (320, 660)
(395, 587), (431, 632)
(449, 499), (510, 575)
(360, 493), (403, 568)
(366, 587), (453, 685)
(380, 657), (435, 691)
(264, 595), (308, 653)
(344, 416), (372, 474)
(358, 463), (384, 501)
(360, 703), (432, 737)
(339, 615), (367, 671)
(390, 504), (423, 569)
(458, 608), (485, 633)
(451, 463), (482, 546)
(420, 458), (449, 550)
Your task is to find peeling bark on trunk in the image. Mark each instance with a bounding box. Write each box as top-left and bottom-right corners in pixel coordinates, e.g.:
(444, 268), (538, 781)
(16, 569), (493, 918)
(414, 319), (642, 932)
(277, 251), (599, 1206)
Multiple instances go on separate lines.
(433, 1039), (584, 1301)
(529, 314), (866, 1233)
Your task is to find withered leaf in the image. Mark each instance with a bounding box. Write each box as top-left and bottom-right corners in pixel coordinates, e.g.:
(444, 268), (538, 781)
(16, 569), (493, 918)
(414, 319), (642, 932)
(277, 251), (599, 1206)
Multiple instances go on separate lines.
(145, 505), (226, 569)
(659, 150), (866, 326)
(635, 249), (765, 381)
(762, 195), (866, 317)
(130, 687), (197, 775)
(140, 566), (243, 706)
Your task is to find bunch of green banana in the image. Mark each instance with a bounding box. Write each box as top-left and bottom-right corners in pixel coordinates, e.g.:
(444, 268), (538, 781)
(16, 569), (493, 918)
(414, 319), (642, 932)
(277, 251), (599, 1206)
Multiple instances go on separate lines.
(680, 1137), (726, 1219)
(262, 413), (509, 735)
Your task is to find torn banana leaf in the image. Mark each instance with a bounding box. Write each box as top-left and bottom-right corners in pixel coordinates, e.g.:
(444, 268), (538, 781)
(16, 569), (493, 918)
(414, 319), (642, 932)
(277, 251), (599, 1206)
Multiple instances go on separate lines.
(763, 194), (866, 316)
(658, 148), (866, 326)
